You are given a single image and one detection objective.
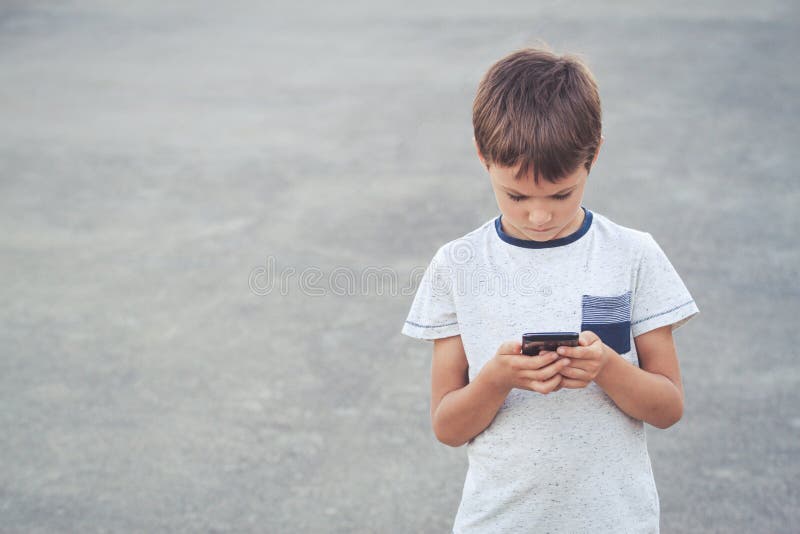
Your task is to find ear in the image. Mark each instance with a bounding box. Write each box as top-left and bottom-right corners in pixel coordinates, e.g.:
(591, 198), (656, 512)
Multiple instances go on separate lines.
(473, 137), (489, 169)
(590, 135), (604, 168)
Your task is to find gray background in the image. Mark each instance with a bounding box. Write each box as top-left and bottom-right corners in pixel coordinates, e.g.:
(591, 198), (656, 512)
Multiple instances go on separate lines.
(1, 1), (798, 532)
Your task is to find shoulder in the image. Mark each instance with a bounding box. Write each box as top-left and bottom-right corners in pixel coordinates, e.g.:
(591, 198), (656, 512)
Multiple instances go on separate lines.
(432, 217), (496, 267)
(589, 210), (656, 255)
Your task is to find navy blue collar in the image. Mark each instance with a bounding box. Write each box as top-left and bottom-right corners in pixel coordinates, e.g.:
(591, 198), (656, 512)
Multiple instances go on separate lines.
(495, 208), (593, 249)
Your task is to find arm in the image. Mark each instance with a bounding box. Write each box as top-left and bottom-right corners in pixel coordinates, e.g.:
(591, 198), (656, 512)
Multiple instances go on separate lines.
(430, 336), (570, 447)
(557, 325), (684, 429)
(595, 325), (684, 428)
(430, 335), (510, 447)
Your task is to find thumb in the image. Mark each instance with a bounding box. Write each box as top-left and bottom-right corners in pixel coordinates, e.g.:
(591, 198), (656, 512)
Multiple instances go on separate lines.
(498, 340), (522, 355)
(579, 331), (598, 346)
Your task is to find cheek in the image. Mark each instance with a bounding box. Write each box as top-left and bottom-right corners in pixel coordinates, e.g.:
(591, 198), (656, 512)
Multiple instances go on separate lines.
(498, 196), (522, 215)
(560, 198), (581, 216)
(508, 202), (527, 218)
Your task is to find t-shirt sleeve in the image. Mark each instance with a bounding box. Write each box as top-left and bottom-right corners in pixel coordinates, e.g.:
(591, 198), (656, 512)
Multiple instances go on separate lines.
(631, 233), (699, 338)
(401, 246), (460, 341)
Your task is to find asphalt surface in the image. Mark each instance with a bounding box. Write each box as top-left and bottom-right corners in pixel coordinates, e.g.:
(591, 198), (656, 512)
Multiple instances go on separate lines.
(1, 1), (798, 532)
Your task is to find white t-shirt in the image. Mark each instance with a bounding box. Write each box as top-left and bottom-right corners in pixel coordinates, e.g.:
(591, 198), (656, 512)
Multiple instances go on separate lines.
(401, 208), (699, 534)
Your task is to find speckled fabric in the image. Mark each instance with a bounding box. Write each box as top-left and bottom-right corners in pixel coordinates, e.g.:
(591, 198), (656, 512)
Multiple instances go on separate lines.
(401, 208), (698, 534)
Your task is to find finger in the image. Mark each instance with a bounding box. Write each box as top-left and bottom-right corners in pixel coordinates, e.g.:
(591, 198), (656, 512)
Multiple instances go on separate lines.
(510, 352), (559, 370)
(499, 340), (523, 355)
(511, 352), (559, 372)
(528, 350), (559, 361)
(579, 330), (599, 347)
(556, 344), (591, 359)
(558, 359), (593, 372)
(530, 373), (563, 395)
(560, 378), (589, 389)
(559, 365), (592, 381)
(518, 358), (571, 381)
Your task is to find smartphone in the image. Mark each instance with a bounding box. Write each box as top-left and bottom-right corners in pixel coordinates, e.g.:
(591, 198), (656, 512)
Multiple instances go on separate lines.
(522, 332), (579, 356)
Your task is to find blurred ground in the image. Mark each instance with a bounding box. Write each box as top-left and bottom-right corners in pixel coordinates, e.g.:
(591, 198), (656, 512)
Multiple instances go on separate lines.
(1, 1), (798, 532)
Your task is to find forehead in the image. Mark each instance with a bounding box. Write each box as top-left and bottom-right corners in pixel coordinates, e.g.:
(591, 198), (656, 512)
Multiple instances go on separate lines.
(490, 163), (585, 193)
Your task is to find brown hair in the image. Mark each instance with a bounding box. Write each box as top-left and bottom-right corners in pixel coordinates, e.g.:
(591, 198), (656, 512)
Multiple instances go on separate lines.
(472, 47), (602, 183)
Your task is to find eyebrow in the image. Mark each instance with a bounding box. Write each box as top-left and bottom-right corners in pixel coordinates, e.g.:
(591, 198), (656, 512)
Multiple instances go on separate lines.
(503, 184), (576, 197)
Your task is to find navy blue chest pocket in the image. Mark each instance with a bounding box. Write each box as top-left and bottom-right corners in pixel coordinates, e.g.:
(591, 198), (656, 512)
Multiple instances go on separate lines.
(581, 292), (632, 355)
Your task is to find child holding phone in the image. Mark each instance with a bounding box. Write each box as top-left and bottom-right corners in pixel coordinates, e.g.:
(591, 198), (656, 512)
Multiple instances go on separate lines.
(401, 48), (698, 533)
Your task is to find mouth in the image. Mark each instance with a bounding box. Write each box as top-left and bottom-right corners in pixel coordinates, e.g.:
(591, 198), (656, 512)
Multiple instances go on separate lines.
(527, 227), (554, 233)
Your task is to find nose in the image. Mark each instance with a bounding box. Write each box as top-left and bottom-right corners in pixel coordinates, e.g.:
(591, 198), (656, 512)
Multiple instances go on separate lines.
(529, 209), (552, 227)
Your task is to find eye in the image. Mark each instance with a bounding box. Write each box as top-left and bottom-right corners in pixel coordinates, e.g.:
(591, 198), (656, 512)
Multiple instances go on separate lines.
(506, 192), (572, 202)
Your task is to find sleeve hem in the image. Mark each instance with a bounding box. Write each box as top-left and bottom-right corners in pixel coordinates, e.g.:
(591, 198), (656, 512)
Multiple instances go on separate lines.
(631, 301), (699, 338)
(401, 321), (461, 341)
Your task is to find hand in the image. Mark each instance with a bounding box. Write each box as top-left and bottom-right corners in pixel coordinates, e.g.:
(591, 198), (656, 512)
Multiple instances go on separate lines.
(484, 341), (572, 395)
(554, 330), (610, 389)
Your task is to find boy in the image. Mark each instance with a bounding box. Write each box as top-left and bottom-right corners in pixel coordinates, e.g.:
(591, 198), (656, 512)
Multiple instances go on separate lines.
(401, 48), (698, 533)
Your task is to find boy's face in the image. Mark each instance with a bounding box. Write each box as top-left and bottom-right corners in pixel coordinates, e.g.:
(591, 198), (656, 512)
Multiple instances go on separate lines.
(477, 140), (601, 242)
(488, 165), (587, 241)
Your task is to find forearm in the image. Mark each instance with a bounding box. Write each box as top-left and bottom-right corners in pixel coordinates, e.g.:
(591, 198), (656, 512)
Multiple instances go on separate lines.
(433, 362), (511, 447)
(595, 349), (683, 429)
